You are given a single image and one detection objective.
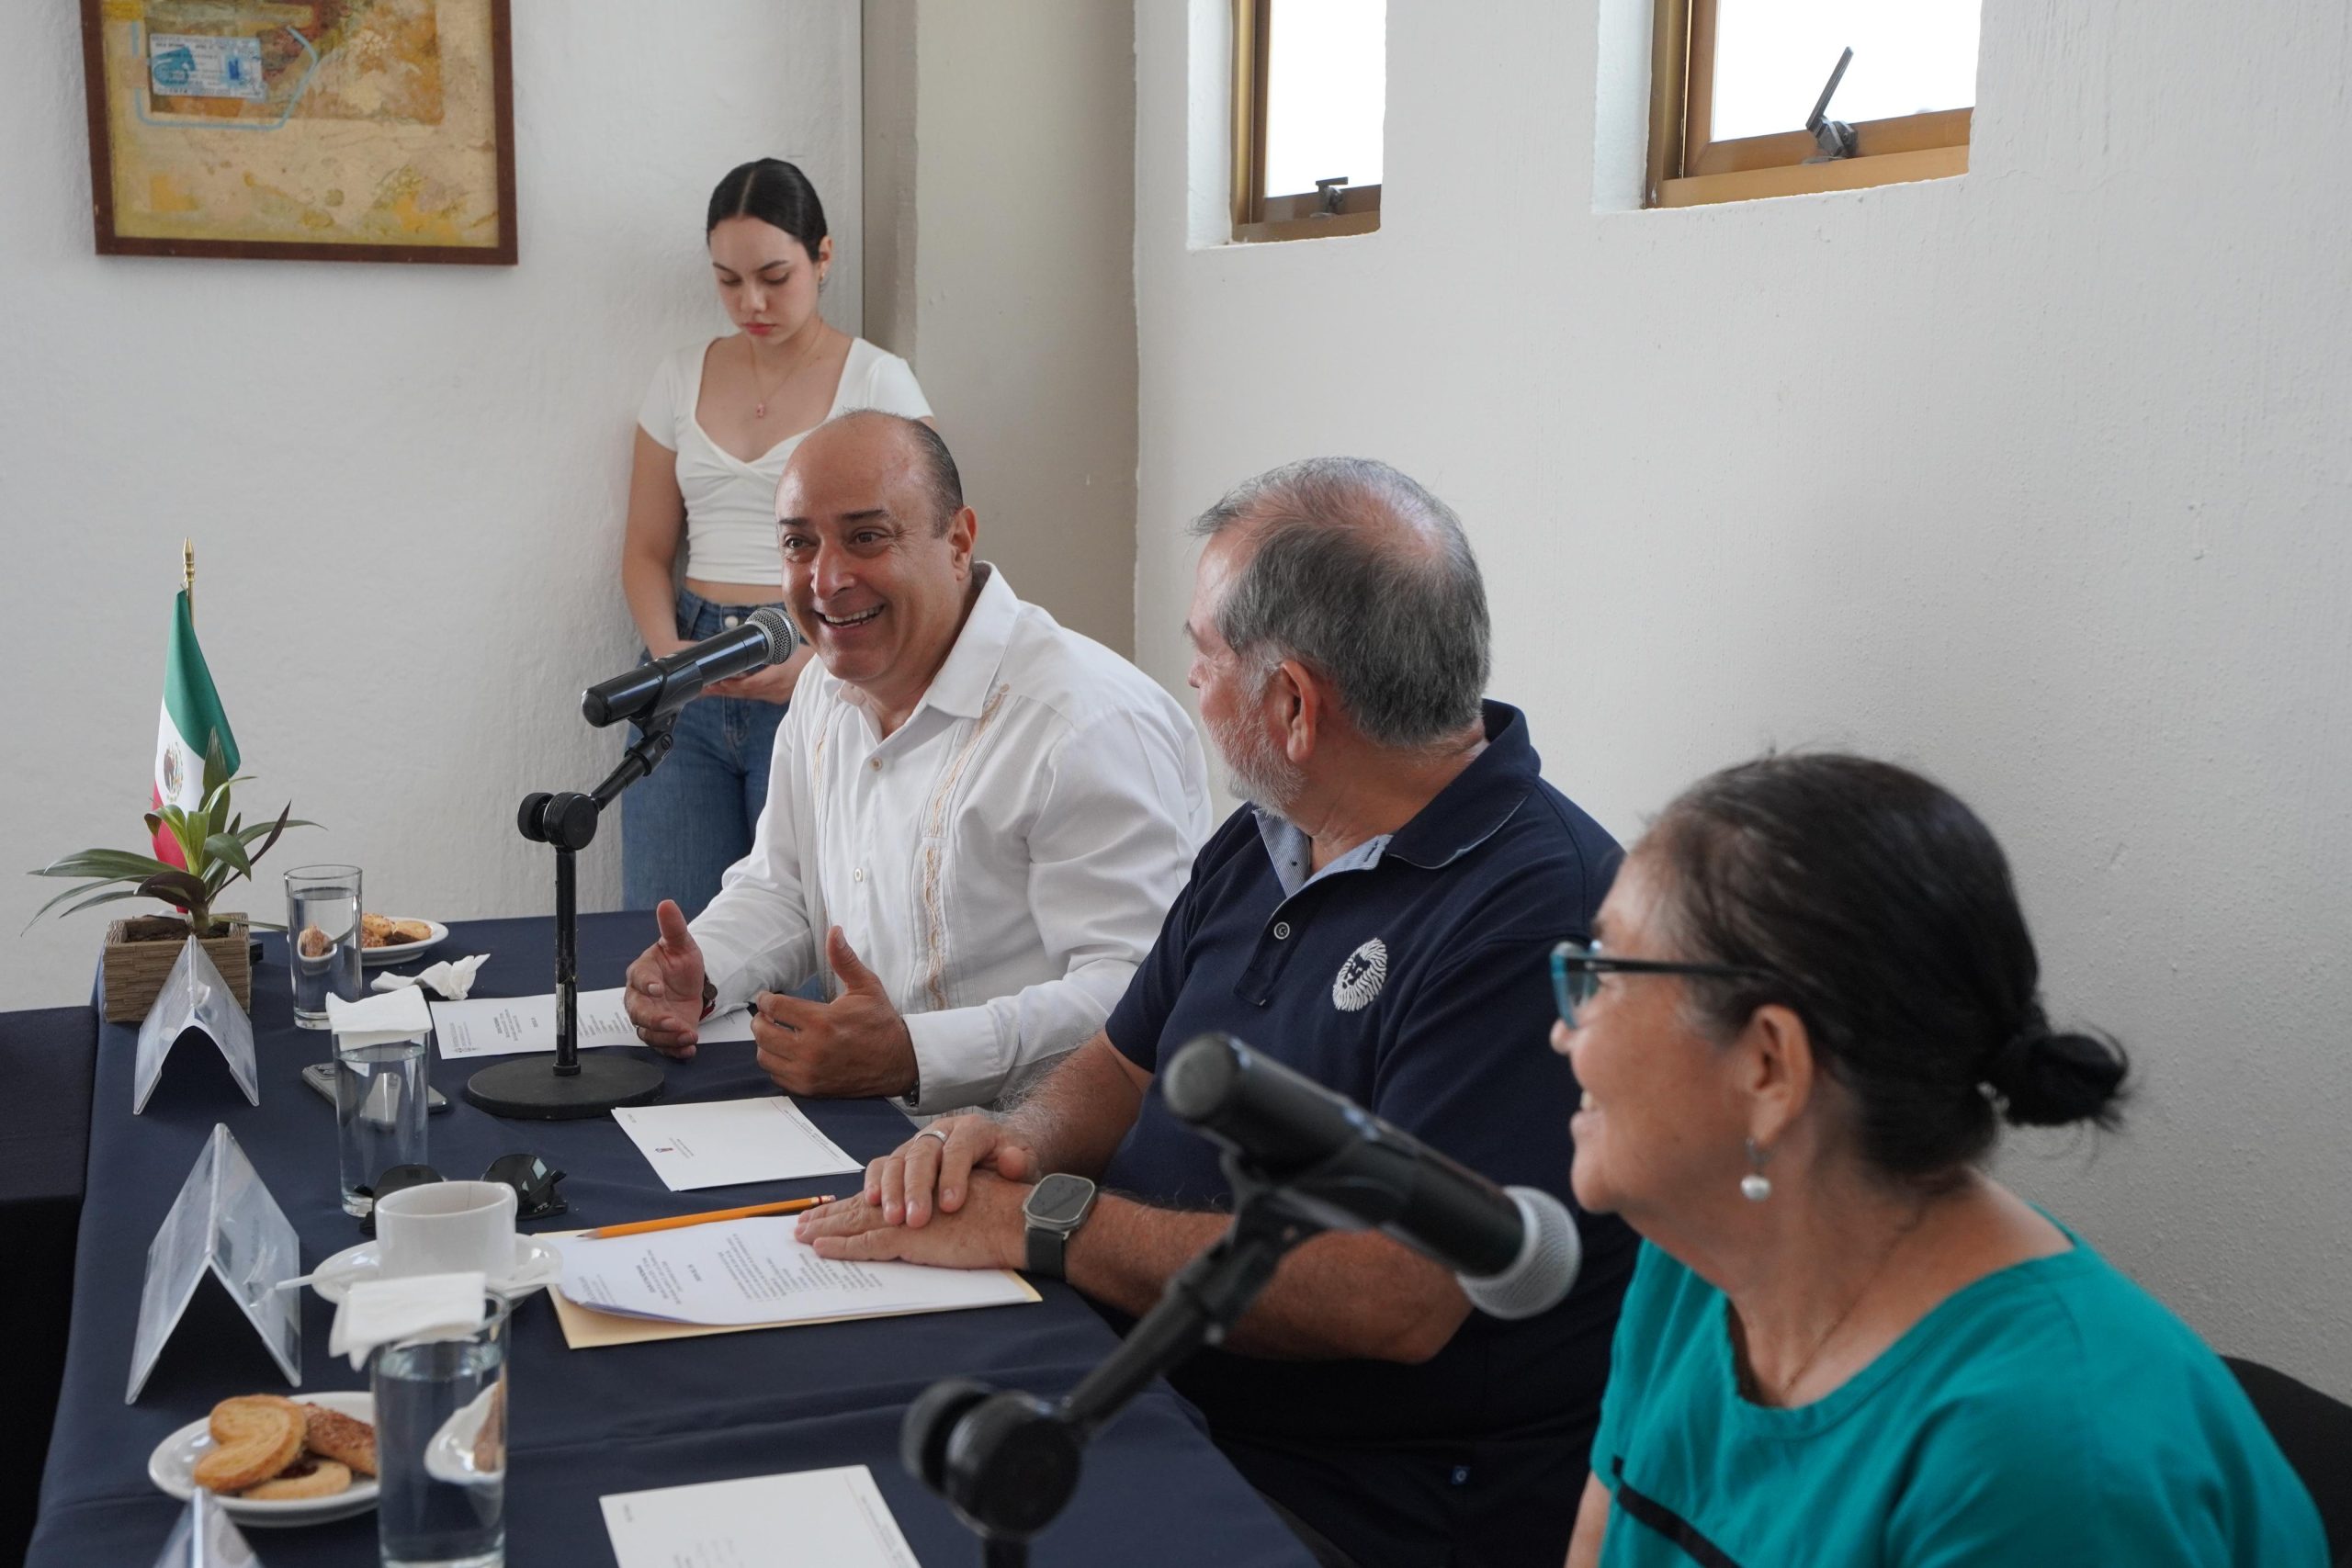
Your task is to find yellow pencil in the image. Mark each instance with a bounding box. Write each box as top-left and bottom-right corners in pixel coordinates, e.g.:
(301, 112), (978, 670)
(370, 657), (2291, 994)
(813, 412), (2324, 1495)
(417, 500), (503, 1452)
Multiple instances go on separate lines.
(587, 1194), (838, 1239)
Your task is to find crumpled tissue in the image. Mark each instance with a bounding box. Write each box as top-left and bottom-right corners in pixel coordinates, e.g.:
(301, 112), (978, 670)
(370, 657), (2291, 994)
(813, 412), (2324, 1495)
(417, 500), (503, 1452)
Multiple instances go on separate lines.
(370, 953), (490, 1001)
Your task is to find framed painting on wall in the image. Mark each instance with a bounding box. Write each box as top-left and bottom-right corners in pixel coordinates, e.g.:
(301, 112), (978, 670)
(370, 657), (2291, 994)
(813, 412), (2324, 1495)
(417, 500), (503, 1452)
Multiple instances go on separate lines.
(78, 0), (516, 265)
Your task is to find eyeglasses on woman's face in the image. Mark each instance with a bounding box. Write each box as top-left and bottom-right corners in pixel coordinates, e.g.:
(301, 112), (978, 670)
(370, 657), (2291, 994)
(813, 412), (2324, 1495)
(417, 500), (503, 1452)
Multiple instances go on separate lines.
(1549, 939), (1776, 1029)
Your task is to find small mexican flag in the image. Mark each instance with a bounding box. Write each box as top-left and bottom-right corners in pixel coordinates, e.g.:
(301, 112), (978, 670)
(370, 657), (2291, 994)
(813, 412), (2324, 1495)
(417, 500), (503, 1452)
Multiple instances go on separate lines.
(153, 590), (238, 869)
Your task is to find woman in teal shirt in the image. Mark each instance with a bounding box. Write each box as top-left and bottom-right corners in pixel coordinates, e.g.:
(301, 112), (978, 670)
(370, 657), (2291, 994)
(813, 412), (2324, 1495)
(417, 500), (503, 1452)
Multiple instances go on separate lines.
(1551, 755), (2325, 1567)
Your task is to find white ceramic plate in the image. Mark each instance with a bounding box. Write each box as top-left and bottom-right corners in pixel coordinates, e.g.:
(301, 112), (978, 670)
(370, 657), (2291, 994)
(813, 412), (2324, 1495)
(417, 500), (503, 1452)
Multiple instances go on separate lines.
(361, 919), (449, 967)
(149, 1389), (379, 1527)
(309, 1235), (561, 1304)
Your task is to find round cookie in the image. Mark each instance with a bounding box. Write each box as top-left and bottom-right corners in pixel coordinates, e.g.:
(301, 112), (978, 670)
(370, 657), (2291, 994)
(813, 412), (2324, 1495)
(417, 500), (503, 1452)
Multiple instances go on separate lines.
(244, 1458), (352, 1500)
(191, 1395), (306, 1493)
(302, 1402), (378, 1477)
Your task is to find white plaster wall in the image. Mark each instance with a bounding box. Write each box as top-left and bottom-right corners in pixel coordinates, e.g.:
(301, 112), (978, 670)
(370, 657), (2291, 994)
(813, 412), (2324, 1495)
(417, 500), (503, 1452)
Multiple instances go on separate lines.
(1134, 0), (2352, 1394)
(0, 2), (862, 1010)
(861, 0), (1139, 655)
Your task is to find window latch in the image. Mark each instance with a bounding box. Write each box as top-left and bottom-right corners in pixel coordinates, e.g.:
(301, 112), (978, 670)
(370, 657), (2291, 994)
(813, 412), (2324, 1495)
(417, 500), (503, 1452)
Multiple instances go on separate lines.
(1803, 47), (1859, 163)
(1313, 176), (1351, 215)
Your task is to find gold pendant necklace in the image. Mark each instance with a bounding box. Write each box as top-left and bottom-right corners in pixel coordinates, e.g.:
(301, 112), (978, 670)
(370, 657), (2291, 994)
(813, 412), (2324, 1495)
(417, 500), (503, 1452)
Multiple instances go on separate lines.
(1745, 1204), (1924, 1405)
(748, 326), (823, 421)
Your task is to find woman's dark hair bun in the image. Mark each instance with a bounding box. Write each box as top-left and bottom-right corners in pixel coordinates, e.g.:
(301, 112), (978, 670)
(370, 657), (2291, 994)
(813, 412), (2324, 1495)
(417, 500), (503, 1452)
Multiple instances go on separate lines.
(1987, 1022), (2130, 1129)
(1651, 753), (2132, 1187)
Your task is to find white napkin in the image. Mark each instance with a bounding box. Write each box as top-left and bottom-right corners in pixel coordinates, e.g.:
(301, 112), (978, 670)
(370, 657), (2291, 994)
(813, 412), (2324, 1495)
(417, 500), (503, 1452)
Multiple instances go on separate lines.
(370, 953), (490, 1000)
(324, 987), (434, 1047)
(330, 1270), (488, 1371)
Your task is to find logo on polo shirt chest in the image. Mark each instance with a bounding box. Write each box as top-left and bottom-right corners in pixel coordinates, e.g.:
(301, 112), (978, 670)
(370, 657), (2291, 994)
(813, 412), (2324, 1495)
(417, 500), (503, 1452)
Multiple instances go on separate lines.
(1332, 938), (1389, 1012)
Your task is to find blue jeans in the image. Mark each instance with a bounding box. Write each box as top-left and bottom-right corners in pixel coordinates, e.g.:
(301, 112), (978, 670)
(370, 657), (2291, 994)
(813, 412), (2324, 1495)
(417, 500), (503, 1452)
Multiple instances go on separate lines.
(619, 588), (791, 918)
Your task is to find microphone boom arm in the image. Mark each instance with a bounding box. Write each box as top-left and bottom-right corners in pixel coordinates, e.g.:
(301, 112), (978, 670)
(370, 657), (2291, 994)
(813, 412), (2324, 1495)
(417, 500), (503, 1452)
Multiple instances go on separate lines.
(902, 1155), (1333, 1563)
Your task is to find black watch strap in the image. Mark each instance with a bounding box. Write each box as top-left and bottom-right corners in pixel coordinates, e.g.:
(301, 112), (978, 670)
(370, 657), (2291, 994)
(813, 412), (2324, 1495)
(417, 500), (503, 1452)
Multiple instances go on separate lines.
(1023, 1178), (1096, 1281)
(1024, 1222), (1071, 1280)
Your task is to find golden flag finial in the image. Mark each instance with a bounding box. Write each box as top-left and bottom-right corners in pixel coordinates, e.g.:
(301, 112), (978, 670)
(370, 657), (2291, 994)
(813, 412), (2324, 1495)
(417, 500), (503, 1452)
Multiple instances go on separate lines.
(183, 538), (195, 620)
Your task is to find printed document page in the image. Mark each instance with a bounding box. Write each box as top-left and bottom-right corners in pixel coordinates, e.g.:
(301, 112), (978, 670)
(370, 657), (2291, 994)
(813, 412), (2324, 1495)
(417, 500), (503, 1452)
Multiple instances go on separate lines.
(610, 1096), (861, 1190)
(602, 1465), (921, 1568)
(551, 1217), (1033, 1326)
(430, 988), (757, 1059)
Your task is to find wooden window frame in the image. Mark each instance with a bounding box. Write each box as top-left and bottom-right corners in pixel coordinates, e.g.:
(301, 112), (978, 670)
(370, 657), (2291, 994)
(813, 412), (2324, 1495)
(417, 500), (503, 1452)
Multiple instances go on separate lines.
(1646, 0), (1970, 209)
(1230, 0), (1382, 243)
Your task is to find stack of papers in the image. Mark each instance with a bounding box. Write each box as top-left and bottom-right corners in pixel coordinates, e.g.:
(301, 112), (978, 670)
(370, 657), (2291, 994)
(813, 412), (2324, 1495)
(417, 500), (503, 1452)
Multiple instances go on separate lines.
(611, 1097), (861, 1191)
(549, 1218), (1035, 1328)
(602, 1466), (920, 1568)
(428, 987), (760, 1059)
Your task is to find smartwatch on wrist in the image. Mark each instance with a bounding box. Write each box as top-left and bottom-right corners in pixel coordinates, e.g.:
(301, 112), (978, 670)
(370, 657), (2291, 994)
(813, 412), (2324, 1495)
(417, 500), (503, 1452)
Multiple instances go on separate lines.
(1022, 1173), (1098, 1280)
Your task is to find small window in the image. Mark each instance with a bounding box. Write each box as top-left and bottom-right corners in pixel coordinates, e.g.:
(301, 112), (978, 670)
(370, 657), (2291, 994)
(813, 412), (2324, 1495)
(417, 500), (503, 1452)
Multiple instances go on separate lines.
(1648, 0), (1975, 209)
(1232, 0), (1385, 243)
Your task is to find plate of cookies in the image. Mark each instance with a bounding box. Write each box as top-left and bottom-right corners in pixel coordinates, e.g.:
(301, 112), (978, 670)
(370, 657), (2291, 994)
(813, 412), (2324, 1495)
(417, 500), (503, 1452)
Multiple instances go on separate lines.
(361, 915), (448, 967)
(149, 1391), (379, 1526)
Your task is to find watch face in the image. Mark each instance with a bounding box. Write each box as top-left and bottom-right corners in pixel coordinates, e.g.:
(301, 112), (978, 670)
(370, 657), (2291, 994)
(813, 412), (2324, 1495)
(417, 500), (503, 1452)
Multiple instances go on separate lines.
(1026, 1172), (1094, 1227)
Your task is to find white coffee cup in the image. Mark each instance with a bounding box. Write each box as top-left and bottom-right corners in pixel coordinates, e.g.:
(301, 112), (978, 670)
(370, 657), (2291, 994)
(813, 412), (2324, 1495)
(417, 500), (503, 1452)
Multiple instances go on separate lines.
(375, 1180), (517, 1280)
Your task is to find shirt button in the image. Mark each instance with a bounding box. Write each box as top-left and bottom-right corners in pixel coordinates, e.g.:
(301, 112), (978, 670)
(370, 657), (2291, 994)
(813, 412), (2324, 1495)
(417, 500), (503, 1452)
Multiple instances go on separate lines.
(1272, 921), (1292, 940)
(871, 757), (883, 772)
(722, 615), (741, 629)
(853, 868), (865, 883)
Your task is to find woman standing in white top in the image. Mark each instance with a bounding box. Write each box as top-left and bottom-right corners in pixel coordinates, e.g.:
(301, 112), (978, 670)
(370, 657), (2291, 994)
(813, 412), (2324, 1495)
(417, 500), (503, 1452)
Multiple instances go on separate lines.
(621, 158), (933, 914)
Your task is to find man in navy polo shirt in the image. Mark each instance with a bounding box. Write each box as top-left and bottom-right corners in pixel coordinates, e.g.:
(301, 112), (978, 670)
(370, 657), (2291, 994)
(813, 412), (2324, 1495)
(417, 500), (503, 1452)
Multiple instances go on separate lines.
(798, 457), (1636, 1568)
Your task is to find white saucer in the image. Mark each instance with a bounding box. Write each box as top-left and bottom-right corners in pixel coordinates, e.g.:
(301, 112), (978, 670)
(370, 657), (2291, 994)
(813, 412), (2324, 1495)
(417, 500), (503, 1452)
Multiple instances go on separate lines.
(310, 1235), (561, 1303)
(424, 1384), (506, 1487)
(361, 919), (449, 967)
(149, 1390), (379, 1527)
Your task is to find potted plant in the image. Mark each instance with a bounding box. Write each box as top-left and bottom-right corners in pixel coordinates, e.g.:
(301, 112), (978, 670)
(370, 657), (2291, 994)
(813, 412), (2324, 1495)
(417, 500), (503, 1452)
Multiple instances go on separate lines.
(29, 736), (315, 1021)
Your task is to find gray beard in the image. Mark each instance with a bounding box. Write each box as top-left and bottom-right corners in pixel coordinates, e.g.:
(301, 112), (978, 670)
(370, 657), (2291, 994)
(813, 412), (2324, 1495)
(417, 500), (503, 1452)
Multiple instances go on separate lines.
(1214, 712), (1305, 817)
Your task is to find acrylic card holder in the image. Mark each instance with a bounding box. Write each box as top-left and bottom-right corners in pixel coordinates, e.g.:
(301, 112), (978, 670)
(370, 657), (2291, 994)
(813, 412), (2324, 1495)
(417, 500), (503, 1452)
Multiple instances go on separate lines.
(134, 936), (259, 1114)
(151, 1491), (262, 1567)
(128, 1123), (301, 1403)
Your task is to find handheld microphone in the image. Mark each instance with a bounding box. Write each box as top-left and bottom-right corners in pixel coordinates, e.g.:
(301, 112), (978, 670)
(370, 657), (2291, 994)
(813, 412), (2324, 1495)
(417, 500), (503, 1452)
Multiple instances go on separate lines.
(1162, 1032), (1582, 1320)
(581, 606), (800, 728)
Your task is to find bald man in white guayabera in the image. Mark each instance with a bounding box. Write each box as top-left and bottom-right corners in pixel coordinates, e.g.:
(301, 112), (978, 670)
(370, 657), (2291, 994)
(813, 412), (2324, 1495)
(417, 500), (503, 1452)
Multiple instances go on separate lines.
(624, 412), (1212, 1113)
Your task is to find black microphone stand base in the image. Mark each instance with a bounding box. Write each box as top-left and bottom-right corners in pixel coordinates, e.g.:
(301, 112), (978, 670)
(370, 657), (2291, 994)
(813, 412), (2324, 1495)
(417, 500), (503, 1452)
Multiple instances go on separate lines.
(463, 717), (679, 1122)
(462, 1054), (665, 1120)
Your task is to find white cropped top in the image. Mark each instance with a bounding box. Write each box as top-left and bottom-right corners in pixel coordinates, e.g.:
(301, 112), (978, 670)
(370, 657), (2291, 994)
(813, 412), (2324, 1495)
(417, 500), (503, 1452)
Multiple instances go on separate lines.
(637, 336), (933, 587)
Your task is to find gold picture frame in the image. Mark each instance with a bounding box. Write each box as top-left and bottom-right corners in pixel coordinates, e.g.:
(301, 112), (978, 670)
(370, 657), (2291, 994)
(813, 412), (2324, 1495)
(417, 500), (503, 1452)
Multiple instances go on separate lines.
(80, 0), (517, 265)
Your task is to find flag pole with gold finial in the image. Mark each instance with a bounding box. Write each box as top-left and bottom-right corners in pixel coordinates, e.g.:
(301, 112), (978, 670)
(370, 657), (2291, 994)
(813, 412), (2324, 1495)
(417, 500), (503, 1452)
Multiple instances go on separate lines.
(183, 538), (195, 625)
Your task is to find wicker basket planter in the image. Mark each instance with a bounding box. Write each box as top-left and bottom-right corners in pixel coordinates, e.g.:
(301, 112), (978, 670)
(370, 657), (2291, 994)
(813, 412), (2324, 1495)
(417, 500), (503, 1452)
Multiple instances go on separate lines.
(100, 912), (252, 1023)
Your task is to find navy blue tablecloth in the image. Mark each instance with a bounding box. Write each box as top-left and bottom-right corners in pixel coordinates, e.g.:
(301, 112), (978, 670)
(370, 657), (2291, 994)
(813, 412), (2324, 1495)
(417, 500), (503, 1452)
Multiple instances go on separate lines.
(0, 1005), (96, 1567)
(26, 914), (1312, 1567)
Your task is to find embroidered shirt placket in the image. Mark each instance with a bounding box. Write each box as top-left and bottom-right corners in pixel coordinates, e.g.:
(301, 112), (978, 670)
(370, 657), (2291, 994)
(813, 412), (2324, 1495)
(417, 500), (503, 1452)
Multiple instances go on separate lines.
(918, 682), (1012, 1014)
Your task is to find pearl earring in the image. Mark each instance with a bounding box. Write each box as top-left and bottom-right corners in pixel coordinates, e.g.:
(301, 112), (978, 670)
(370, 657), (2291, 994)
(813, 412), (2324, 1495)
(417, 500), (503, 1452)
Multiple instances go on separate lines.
(1740, 1136), (1772, 1202)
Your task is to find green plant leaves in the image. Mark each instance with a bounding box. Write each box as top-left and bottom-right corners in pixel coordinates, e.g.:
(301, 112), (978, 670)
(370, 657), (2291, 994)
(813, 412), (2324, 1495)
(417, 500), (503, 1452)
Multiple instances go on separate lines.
(201, 730), (231, 804)
(30, 761), (317, 930)
(33, 849), (182, 881)
(203, 833), (254, 880)
(244, 804), (305, 863)
(28, 878), (129, 925)
(138, 870), (210, 910)
(50, 888), (153, 921)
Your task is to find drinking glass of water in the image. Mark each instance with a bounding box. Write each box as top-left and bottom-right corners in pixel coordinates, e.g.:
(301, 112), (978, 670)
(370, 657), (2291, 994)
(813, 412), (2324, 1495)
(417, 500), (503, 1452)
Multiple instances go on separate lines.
(374, 1292), (510, 1568)
(334, 1032), (428, 1218)
(285, 864), (365, 1028)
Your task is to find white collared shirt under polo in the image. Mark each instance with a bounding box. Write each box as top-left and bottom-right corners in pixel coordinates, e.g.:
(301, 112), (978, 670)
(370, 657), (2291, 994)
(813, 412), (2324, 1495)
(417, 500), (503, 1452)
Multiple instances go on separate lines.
(689, 564), (1213, 1112)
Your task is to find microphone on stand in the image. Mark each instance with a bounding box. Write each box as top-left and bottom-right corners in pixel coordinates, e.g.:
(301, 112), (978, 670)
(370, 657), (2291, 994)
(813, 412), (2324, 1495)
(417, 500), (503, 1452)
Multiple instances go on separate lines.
(898, 1032), (1587, 1559)
(581, 605), (799, 728)
(1162, 1032), (1583, 1319)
